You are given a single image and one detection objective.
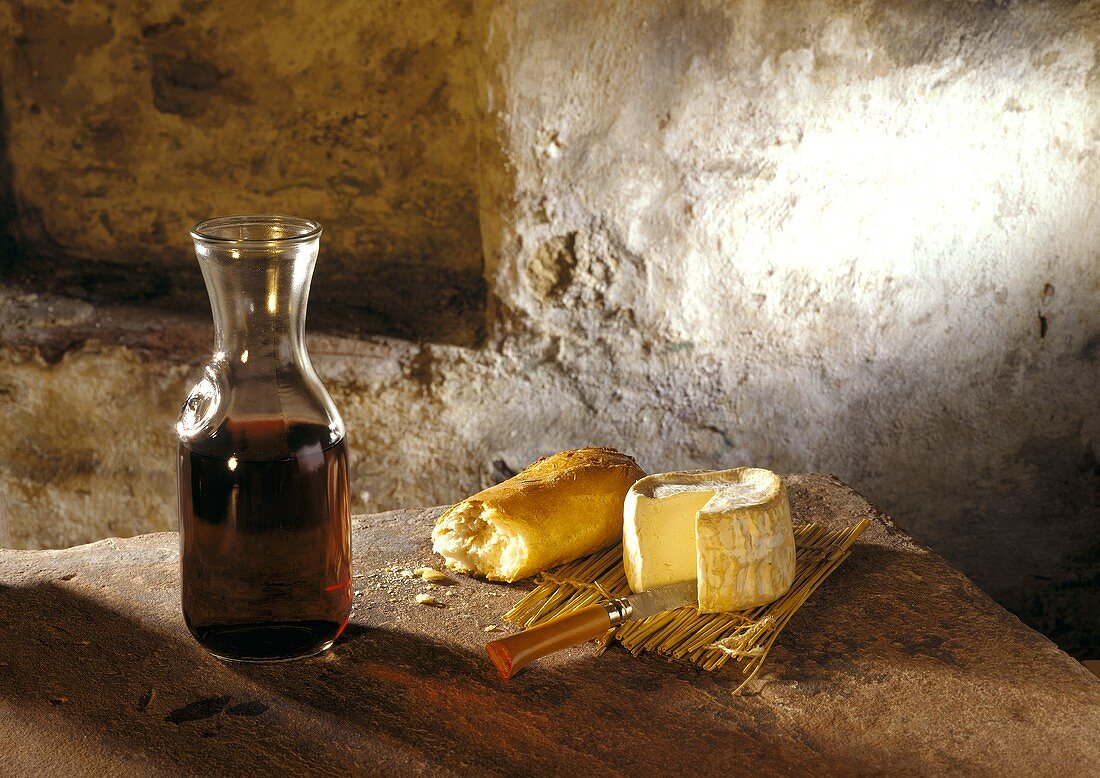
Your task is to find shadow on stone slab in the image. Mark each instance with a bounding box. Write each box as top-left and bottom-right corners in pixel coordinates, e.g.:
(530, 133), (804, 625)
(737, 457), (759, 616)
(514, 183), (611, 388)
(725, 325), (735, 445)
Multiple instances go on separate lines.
(229, 620), (894, 774)
(8, 537), (1077, 774)
(0, 583), (388, 774)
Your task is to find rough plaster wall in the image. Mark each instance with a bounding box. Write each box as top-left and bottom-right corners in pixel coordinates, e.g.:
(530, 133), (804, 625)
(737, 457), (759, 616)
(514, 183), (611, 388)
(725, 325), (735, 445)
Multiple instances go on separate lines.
(0, 352), (190, 550)
(477, 0), (1100, 652)
(0, 291), (545, 549)
(0, 291), (753, 555)
(0, 0), (484, 344)
(0, 0), (1097, 656)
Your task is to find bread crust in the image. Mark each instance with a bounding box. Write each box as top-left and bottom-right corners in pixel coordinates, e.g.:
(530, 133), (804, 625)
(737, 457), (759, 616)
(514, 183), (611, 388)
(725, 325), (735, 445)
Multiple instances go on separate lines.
(431, 447), (645, 581)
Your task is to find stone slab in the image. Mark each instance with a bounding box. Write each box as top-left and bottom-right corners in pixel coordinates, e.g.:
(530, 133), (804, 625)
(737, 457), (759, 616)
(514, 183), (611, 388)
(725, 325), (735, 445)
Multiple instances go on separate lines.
(0, 474), (1097, 776)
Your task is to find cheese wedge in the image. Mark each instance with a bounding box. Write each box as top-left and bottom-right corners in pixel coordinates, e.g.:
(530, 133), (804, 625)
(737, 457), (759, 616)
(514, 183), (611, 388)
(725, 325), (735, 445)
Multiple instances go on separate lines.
(432, 447), (645, 582)
(623, 468), (795, 613)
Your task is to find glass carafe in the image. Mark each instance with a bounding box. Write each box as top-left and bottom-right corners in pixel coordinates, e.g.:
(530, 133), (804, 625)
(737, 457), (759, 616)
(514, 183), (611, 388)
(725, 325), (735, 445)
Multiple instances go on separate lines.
(176, 215), (351, 661)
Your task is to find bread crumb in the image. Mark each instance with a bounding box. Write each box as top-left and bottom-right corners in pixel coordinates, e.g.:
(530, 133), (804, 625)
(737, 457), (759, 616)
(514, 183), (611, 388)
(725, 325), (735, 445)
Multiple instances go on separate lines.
(400, 569), (415, 578)
(482, 624), (498, 632)
(413, 567), (449, 583)
(415, 593), (441, 607)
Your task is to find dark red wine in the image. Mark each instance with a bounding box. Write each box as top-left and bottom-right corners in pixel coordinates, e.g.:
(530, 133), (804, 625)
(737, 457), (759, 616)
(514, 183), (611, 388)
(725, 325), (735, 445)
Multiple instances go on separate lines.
(178, 418), (351, 661)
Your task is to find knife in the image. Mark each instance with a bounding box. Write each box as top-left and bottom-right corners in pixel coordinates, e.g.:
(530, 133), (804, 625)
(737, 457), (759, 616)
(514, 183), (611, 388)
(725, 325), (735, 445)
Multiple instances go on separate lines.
(485, 579), (698, 679)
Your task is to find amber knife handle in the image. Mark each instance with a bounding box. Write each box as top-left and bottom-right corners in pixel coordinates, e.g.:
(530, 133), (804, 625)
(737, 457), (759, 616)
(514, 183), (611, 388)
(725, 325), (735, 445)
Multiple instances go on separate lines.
(486, 604), (613, 680)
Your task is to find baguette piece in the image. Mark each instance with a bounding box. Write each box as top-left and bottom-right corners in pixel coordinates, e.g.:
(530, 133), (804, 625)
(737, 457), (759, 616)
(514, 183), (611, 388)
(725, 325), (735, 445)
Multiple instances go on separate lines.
(431, 447), (645, 582)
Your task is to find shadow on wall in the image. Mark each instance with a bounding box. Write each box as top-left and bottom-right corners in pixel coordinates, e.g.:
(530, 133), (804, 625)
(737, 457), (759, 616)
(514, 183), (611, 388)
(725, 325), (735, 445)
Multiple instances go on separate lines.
(637, 339), (1099, 656)
(0, 81), (17, 277)
(828, 348), (1100, 659)
(0, 0), (486, 346)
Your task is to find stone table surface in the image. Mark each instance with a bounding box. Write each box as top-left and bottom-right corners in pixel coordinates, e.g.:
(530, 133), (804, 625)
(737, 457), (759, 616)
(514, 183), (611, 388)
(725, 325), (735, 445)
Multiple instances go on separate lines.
(0, 474), (1097, 776)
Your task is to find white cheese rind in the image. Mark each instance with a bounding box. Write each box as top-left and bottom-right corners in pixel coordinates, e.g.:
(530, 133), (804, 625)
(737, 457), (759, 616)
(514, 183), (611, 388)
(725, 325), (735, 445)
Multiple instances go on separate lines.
(623, 468), (796, 613)
(695, 479), (795, 612)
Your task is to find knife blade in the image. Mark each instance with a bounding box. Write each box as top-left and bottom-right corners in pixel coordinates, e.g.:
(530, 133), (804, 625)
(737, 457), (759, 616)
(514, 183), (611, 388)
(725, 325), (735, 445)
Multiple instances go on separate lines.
(486, 579), (698, 679)
(618, 579), (698, 621)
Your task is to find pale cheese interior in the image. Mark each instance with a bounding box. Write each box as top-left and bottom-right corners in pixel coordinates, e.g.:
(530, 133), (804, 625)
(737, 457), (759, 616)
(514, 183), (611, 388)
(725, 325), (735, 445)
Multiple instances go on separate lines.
(624, 489), (714, 591)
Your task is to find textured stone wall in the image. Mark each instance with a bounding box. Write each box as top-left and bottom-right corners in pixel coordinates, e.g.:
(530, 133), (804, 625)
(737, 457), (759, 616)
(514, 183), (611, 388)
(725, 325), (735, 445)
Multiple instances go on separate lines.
(477, 0), (1100, 654)
(0, 0), (484, 344)
(1, 0), (1098, 655)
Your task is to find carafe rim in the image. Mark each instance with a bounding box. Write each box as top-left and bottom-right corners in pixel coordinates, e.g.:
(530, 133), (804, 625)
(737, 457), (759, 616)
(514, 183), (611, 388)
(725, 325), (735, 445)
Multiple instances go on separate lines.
(191, 214), (322, 247)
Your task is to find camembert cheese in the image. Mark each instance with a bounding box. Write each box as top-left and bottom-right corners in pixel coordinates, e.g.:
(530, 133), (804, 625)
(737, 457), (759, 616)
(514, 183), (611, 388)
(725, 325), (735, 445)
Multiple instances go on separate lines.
(623, 468), (795, 613)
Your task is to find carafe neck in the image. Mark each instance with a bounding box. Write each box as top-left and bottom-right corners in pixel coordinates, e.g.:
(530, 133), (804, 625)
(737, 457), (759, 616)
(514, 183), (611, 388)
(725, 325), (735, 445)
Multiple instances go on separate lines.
(182, 215), (342, 450)
(191, 216), (321, 372)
